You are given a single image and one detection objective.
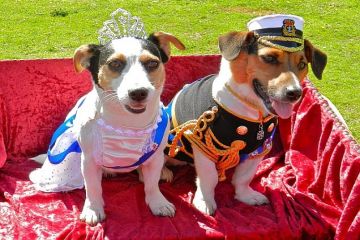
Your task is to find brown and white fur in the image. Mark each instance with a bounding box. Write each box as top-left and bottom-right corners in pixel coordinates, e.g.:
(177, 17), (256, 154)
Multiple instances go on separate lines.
(73, 32), (185, 225)
(189, 31), (326, 215)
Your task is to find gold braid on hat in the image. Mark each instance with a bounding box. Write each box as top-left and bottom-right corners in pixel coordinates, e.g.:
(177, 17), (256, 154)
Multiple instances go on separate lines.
(256, 35), (304, 52)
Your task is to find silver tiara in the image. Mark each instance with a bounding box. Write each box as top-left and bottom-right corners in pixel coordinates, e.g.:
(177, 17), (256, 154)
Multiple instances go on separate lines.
(98, 8), (147, 45)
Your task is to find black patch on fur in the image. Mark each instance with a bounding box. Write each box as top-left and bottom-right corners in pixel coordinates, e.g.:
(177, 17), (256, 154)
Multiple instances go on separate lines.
(146, 34), (168, 63)
(307, 48), (326, 80)
(86, 44), (101, 85)
(304, 39), (327, 80)
(311, 50), (327, 79)
(86, 43), (116, 88)
(219, 31), (258, 61)
(99, 43), (115, 65)
(247, 37), (259, 55)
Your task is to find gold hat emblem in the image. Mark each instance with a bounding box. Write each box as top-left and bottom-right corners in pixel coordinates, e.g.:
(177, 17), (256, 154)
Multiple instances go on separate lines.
(282, 19), (296, 37)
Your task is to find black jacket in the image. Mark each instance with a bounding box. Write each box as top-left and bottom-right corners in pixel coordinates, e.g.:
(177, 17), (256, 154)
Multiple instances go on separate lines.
(165, 75), (277, 180)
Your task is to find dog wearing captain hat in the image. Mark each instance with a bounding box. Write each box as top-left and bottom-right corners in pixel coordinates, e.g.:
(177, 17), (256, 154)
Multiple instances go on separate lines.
(165, 14), (327, 215)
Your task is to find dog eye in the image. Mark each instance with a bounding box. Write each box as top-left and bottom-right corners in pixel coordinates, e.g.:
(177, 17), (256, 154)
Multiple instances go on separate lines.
(298, 61), (307, 70)
(108, 60), (125, 71)
(261, 55), (278, 64)
(143, 60), (159, 72)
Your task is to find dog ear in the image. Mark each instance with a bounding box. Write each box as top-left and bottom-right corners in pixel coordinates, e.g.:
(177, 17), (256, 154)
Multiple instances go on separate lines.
(73, 44), (100, 73)
(147, 32), (186, 63)
(304, 39), (327, 80)
(218, 31), (256, 61)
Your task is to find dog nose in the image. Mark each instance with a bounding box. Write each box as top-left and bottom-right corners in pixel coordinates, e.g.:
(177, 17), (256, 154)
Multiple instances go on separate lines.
(285, 87), (302, 102)
(128, 88), (148, 102)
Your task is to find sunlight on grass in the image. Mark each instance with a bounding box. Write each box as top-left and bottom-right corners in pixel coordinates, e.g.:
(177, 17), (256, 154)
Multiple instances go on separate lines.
(0, 0), (359, 140)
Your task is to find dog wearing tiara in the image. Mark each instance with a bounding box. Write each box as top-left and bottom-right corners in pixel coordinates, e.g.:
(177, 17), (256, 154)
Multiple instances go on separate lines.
(30, 9), (185, 225)
(166, 14), (327, 215)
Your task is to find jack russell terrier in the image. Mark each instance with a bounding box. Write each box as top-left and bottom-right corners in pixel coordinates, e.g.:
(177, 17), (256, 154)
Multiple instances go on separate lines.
(30, 29), (185, 225)
(166, 14), (327, 215)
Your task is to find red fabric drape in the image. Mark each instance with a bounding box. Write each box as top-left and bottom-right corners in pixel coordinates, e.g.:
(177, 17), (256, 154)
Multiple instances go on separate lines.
(0, 89), (7, 166)
(0, 56), (359, 239)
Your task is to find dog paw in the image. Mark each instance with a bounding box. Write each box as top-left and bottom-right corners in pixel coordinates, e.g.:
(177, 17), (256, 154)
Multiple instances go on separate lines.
(193, 193), (217, 215)
(148, 197), (176, 217)
(80, 204), (106, 225)
(137, 168), (144, 182)
(160, 166), (173, 182)
(235, 187), (269, 205)
(102, 169), (117, 178)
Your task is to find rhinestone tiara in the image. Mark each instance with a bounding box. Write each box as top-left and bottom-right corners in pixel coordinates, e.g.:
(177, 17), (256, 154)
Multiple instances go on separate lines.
(98, 8), (147, 45)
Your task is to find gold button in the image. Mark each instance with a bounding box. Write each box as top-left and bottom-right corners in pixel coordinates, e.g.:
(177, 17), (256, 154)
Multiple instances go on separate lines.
(236, 126), (248, 135)
(268, 123), (274, 132)
(231, 140), (246, 149)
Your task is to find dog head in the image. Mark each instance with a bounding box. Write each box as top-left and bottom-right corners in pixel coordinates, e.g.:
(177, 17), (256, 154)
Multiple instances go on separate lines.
(73, 32), (185, 117)
(218, 27), (327, 119)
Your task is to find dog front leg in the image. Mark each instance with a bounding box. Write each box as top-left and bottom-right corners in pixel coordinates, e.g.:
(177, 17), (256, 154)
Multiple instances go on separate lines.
(141, 152), (175, 217)
(80, 157), (104, 225)
(78, 122), (105, 225)
(192, 147), (218, 215)
(137, 164), (173, 183)
(232, 156), (269, 205)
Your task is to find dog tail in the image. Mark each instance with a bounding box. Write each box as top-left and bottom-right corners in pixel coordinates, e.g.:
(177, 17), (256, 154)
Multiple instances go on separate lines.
(31, 154), (47, 164)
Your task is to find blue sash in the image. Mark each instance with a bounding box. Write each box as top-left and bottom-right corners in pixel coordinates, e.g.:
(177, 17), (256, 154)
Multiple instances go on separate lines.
(48, 101), (168, 169)
(47, 99), (85, 164)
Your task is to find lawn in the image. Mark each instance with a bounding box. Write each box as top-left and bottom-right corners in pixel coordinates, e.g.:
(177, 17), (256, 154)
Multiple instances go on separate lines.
(0, 0), (359, 140)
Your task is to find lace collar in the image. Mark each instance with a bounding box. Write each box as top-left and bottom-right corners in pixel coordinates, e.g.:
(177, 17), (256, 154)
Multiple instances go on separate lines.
(96, 104), (164, 137)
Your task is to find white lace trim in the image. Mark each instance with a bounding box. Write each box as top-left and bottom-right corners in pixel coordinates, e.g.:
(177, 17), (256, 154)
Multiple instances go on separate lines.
(96, 104), (163, 137)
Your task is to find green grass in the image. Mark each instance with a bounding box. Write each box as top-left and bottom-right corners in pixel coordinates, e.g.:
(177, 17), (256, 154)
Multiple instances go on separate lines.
(0, 0), (359, 140)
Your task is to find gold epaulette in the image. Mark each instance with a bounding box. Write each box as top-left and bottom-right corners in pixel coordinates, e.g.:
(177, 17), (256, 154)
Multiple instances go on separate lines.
(168, 106), (246, 181)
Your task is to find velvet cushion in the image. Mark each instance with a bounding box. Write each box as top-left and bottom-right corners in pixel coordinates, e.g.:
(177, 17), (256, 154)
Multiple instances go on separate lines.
(0, 56), (359, 239)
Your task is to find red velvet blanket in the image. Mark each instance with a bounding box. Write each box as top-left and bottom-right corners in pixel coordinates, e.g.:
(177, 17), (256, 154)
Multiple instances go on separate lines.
(0, 56), (359, 239)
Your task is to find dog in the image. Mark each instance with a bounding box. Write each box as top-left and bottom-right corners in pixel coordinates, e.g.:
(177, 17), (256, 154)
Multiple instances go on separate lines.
(30, 31), (185, 225)
(166, 14), (327, 215)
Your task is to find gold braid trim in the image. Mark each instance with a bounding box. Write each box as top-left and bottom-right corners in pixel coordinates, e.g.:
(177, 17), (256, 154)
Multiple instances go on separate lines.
(168, 106), (219, 159)
(186, 134), (217, 161)
(168, 120), (197, 158)
(204, 129), (246, 181)
(257, 36), (304, 52)
(168, 106), (246, 181)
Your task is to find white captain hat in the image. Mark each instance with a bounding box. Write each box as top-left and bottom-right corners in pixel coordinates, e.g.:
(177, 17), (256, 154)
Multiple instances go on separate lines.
(247, 14), (305, 52)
